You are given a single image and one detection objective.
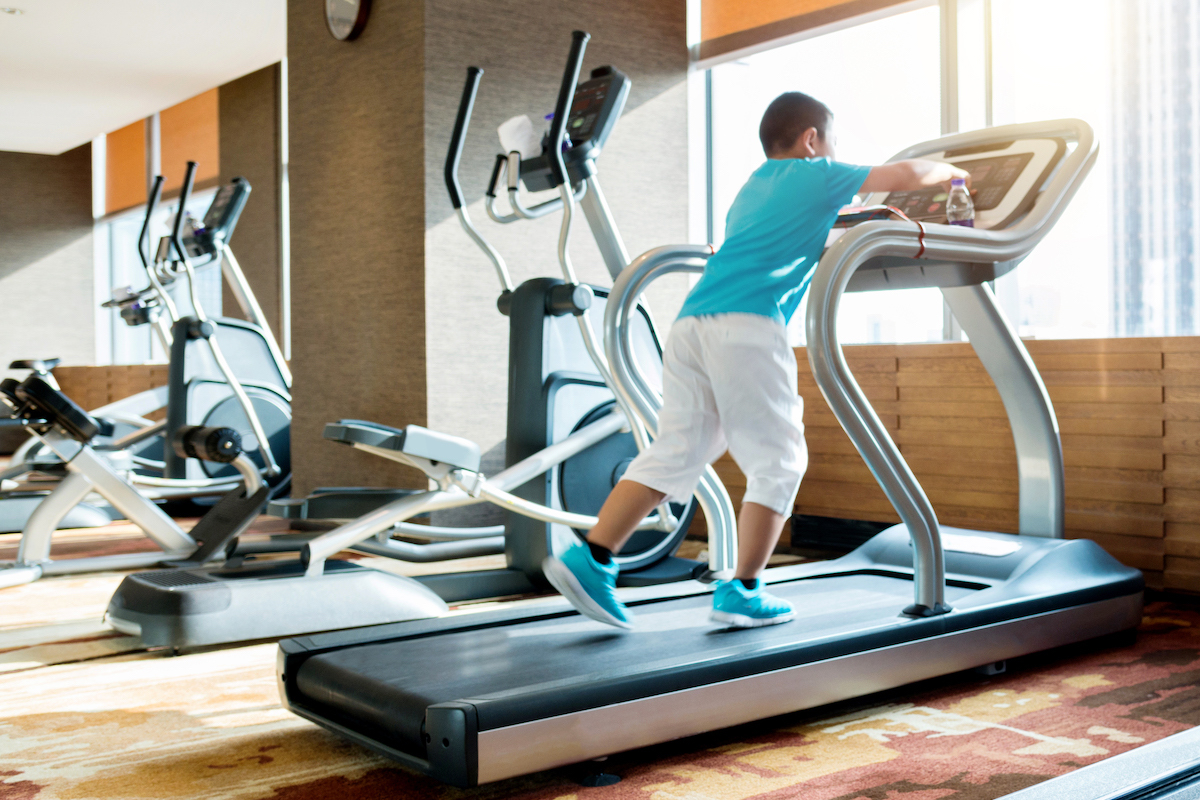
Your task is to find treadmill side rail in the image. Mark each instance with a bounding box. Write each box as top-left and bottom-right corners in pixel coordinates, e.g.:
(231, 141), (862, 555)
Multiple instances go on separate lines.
(471, 595), (1141, 784)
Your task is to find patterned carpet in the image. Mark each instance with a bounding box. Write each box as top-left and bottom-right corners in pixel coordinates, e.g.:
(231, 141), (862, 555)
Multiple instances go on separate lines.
(1, 524), (1198, 799)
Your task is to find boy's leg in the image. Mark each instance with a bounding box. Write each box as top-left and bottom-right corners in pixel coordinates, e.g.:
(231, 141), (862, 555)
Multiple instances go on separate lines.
(544, 318), (722, 629)
(541, 480), (665, 630)
(706, 315), (806, 628)
(586, 480), (667, 555)
(735, 500), (788, 580)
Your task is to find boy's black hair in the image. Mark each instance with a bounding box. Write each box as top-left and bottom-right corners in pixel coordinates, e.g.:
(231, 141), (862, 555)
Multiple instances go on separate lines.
(759, 92), (833, 157)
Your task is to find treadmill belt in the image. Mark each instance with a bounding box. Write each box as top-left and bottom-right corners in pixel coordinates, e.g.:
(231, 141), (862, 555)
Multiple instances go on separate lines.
(296, 574), (977, 753)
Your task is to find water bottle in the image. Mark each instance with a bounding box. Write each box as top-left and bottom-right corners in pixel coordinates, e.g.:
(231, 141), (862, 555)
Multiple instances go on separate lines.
(946, 178), (975, 227)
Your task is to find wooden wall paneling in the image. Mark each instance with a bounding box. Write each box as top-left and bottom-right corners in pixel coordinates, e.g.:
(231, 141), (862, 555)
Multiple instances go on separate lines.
(52, 365), (169, 410)
(937, 505), (1019, 532)
(1024, 337), (1166, 353)
(895, 400), (1007, 417)
(900, 386), (1003, 402)
(1164, 454), (1200, 488)
(1163, 336), (1200, 591)
(783, 336), (1191, 591)
(159, 89), (220, 195)
(1068, 478), (1163, 505)
(1165, 522), (1200, 557)
(1070, 531), (1164, 571)
(1164, 421), (1200, 455)
(900, 415), (1010, 432)
(1064, 449), (1163, 470)
(1032, 353), (1163, 371)
(1165, 556), (1200, 591)
(1051, 385), (1163, 403)
(1161, 335), (1200, 589)
(105, 120), (147, 214)
(888, 341), (975, 358)
(1161, 337), (1200, 352)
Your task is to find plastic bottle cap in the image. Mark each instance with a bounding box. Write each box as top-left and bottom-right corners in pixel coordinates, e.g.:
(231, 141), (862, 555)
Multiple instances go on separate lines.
(952, 178), (965, 186)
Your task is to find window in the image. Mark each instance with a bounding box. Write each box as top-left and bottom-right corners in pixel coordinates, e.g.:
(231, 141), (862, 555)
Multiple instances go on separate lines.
(708, 4), (944, 345)
(706, 0), (1200, 343)
(1109, 0), (1200, 336)
(989, 0), (1114, 340)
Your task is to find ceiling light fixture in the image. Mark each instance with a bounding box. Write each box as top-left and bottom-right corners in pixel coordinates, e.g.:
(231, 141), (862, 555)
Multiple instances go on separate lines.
(0, 7), (24, 14)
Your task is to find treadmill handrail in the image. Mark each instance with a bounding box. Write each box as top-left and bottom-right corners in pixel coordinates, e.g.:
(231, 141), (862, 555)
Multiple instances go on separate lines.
(805, 118), (1097, 614)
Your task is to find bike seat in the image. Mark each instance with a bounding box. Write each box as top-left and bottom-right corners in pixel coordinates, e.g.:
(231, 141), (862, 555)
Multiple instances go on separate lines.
(9, 358), (61, 372)
(324, 420), (481, 473)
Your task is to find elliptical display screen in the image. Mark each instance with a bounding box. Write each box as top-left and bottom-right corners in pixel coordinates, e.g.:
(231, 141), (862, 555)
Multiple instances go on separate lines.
(568, 80), (609, 144)
(883, 152), (1035, 223)
(203, 184), (237, 228)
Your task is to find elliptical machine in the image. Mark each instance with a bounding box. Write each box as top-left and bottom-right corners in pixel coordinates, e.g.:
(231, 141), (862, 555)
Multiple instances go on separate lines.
(274, 37), (699, 596)
(0, 164), (291, 586)
(102, 32), (710, 648)
(3, 169), (290, 507)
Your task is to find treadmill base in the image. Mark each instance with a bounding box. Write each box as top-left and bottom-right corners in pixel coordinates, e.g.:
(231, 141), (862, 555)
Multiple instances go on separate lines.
(278, 526), (1145, 787)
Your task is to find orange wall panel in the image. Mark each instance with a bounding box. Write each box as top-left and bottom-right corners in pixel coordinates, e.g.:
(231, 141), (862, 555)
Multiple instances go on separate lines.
(700, 0), (913, 50)
(160, 88), (220, 194)
(105, 120), (146, 214)
(703, 0), (842, 40)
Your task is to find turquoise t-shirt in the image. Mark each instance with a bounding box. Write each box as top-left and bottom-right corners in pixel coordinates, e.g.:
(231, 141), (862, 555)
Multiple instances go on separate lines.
(679, 158), (872, 325)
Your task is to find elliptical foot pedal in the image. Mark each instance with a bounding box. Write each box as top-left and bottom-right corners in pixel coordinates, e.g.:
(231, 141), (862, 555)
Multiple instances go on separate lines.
(106, 560), (449, 648)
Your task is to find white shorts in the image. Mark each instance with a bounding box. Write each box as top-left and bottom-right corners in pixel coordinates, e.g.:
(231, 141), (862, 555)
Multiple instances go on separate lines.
(622, 313), (808, 516)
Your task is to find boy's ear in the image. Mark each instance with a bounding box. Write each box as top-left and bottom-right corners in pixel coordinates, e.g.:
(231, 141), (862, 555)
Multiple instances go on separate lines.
(799, 126), (820, 157)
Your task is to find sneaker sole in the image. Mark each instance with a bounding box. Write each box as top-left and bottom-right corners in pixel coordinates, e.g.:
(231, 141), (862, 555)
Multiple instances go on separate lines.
(710, 609), (796, 629)
(542, 557), (633, 630)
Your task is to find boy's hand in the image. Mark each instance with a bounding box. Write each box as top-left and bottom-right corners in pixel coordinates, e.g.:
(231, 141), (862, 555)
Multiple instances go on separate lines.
(860, 159), (973, 194)
(939, 163), (972, 193)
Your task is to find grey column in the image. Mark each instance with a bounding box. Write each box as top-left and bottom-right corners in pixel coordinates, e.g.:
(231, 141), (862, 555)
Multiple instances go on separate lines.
(287, 0), (428, 495)
(218, 63), (283, 336)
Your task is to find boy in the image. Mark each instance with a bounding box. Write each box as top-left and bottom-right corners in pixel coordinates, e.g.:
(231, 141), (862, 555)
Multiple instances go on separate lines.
(543, 91), (969, 629)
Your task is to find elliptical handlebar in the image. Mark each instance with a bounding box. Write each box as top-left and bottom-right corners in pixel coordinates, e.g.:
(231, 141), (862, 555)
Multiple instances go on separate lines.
(445, 68), (515, 296)
(547, 30), (590, 190)
(170, 161), (198, 265)
(445, 67), (483, 211)
(139, 176), (165, 271)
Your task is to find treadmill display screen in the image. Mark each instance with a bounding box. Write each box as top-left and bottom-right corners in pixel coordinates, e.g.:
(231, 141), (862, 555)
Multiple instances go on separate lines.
(882, 152), (1035, 223)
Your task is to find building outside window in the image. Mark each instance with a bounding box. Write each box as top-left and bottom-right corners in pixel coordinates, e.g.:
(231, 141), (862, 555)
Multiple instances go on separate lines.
(1110, 0), (1200, 337)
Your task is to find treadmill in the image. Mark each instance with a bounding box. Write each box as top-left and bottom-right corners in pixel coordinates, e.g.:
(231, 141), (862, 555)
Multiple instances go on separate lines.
(277, 118), (1144, 787)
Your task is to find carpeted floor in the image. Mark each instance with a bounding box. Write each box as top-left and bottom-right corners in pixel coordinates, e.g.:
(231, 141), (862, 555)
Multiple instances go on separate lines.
(2, 523), (1199, 799)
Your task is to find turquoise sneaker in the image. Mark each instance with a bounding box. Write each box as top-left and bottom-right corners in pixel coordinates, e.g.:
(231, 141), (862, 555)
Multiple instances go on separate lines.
(543, 540), (633, 630)
(711, 580), (795, 628)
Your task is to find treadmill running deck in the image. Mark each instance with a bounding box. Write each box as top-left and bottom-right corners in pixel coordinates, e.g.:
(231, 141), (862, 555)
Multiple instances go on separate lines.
(279, 527), (1143, 787)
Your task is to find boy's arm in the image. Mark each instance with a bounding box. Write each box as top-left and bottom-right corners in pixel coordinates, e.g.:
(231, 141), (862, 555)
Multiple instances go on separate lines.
(858, 159), (971, 194)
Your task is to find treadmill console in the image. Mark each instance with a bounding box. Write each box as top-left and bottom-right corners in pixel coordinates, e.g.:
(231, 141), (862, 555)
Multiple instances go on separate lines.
(862, 137), (1066, 230)
(182, 178), (252, 260)
(518, 66), (631, 192)
(835, 134), (1071, 291)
